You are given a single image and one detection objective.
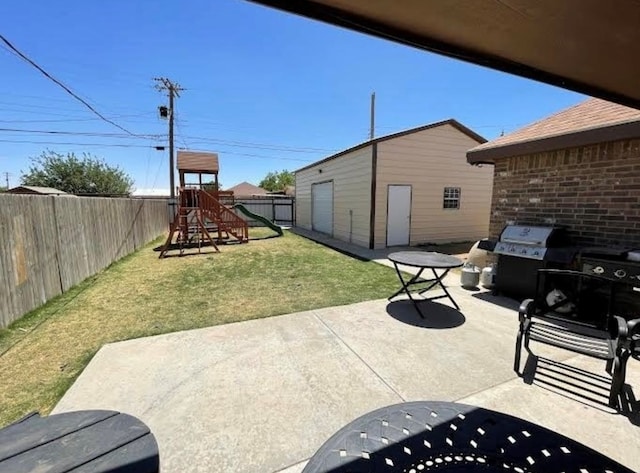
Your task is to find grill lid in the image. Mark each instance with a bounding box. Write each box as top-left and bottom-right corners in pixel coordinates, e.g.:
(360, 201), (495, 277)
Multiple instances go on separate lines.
(499, 225), (554, 246)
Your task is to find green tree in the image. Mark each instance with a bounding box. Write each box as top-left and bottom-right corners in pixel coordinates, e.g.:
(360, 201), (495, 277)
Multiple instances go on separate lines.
(21, 151), (134, 195)
(258, 170), (294, 192)
(0, 186), (6, 193)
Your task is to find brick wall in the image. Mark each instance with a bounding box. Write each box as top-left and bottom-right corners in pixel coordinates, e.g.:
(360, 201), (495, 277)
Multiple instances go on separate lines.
(489, 138), (640, 248)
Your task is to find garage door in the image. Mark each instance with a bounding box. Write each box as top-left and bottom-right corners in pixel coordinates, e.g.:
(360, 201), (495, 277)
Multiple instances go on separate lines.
(312, 181), (333, 235)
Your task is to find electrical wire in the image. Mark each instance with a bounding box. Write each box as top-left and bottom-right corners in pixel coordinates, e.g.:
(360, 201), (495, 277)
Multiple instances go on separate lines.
(0, 113), (157, 125)
(0, 139), (159, 149)
(149, 149), (166, 190)
(180, 136), (337, 153)
(177, 146), (315, 163)
(0, 127), (164, 140)
(174, 113), (191, 149)
(141, 145), (155, 190)
(0, 33), (143, 137)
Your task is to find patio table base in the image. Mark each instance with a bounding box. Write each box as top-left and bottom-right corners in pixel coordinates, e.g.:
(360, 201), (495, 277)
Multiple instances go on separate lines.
(388, 251), (463, 318)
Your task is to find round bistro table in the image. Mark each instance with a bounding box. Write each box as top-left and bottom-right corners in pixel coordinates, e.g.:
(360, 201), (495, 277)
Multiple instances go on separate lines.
(302, 401), (633, 473)
(388, 251), (463, 318)
(0, 410), (159, 473)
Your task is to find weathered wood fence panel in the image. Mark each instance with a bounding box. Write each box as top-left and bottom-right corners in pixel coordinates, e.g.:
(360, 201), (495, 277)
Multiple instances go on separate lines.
(0, 195), (168, 328)
(0, 195), (60, 329)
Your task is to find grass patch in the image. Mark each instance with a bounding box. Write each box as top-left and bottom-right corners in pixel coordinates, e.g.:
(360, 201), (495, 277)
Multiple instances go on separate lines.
(0, 229), (402, 426)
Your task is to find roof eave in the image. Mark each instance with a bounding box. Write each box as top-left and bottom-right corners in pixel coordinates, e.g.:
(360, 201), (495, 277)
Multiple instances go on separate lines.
(467, 120), (640, 164)
(248, 0), (640, 110)
(179, 169), (219, 174)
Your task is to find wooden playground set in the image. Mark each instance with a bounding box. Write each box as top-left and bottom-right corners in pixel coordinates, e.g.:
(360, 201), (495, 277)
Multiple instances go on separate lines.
(159, 151), (283, 258)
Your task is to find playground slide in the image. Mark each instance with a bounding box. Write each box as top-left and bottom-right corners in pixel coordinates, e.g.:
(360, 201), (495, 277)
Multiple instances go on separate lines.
(232, 204), (284, 236)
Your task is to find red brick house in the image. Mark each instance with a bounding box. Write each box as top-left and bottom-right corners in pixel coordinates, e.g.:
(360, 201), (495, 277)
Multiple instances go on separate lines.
(467, 98), (640, 249)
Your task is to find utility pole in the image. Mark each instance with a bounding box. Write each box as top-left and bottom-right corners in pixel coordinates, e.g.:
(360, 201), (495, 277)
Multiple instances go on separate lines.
(369, 92), (376, 140)
(154, 77), (184, 200)
(3, 172), (9, 189)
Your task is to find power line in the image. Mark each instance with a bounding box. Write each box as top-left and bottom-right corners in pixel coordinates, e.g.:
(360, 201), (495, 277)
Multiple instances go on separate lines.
(0, 108), (108, 119)
(177, 146), (314, 162)
(0, 33), (142, 137)
(0, 127), (333, 156)
(179, 135), (337, 153)
(142, 146), (159, 190)
(181, 139), (333, 154)
(0, 100), (105, 113)
(0, 127), (164, 140)
(0, 139), (157, 149)
(174, 112), (190, 149)
(0, 113), (157, 125)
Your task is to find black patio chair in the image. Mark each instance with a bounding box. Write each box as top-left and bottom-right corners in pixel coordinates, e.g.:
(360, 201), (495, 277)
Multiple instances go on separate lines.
(630, 318), (640, 361)
(514, 269), (637, 408)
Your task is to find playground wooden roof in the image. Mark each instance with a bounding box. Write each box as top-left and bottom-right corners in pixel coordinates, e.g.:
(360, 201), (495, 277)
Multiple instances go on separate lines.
(177, 151), (219, 174)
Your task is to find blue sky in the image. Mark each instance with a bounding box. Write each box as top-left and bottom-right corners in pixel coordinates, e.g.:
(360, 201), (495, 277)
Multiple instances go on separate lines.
(0, 0), (584, 192)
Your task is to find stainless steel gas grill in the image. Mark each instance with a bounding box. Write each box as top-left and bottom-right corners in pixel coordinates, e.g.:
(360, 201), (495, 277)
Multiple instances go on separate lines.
(478, 225), (577, 299)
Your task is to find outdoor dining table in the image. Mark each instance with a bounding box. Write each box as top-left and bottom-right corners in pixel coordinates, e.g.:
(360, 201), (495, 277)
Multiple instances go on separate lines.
(388, 251), (463, 318)
(302, 400), (633, 473)
(0, 410), (159, 473)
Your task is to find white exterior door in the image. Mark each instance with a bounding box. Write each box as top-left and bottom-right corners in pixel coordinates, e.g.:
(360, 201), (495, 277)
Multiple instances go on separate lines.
(312, 181), (333, 235)
(387, 185), (411, 246)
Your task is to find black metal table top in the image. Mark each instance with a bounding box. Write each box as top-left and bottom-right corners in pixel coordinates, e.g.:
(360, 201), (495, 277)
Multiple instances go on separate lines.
(302, 401), (633, 473)
(0, 410), (159, 473)
(388, 251), (463, 269)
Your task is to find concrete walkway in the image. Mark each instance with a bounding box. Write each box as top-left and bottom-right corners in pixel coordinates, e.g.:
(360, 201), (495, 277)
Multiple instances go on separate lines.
(289, 227), (471, 274)
(54, 275), (640, 473)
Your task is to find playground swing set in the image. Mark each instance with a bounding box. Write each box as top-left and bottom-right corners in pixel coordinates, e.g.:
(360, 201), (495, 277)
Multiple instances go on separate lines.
(159, 151), (283, 258)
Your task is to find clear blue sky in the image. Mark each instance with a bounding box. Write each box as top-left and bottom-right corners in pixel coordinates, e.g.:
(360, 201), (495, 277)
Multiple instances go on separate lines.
(0, 0), (584, 192)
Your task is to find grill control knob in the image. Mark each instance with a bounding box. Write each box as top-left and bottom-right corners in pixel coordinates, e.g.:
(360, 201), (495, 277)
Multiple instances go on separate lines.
(614, 269), (627, 278)
(521, 249), (527, 254)
(593, 266), (605, 274)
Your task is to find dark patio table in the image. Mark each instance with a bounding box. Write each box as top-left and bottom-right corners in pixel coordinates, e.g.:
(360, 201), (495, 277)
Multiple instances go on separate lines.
(302, 401), (634, 473)
(0, 410), (159, 473)
(388, 251), (463, 317)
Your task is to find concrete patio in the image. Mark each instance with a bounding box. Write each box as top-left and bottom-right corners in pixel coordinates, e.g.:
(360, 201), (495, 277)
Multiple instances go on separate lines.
(53, 272), (640, 473)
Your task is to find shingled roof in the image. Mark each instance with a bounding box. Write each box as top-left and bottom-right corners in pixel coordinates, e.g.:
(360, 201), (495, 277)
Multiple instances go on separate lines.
(227, 181), (267, 196)
(7, 186), (68, 195)
(467, 98), (640, 164)
(177, 151), (219, 173)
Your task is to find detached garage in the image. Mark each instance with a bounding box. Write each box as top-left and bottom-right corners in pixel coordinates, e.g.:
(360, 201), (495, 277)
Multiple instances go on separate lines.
(295, 119), (494, 249)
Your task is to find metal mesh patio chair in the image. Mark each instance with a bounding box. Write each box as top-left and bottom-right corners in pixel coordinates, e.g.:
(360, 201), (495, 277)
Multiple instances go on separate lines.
(514, 269), (637, 408)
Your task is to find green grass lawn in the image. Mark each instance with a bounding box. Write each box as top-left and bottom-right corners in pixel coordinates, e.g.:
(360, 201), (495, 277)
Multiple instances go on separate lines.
(0, 229), (403, 426)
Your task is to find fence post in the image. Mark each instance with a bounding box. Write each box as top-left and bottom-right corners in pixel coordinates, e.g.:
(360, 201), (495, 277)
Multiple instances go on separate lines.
(272, 198), (276, 223)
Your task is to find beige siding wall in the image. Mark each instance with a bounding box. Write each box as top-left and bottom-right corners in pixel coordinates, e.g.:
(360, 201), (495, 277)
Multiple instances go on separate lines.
(374, 124), (494, 248)
(295, 146), (373, 247)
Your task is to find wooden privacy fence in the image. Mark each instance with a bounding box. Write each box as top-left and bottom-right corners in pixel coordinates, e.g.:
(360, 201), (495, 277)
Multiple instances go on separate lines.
(0, 194), (169, 328)
(232, 196), (295, 226)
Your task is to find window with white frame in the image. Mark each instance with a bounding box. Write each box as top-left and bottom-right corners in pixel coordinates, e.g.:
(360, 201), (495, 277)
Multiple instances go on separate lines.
(443, 187), (461, 209)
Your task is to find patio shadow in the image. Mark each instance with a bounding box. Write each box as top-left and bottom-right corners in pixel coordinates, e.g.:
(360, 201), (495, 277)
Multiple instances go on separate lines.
(386, 300), (466, 329)
(471, 291), (521, 311)
(522, 354), (640, 423)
